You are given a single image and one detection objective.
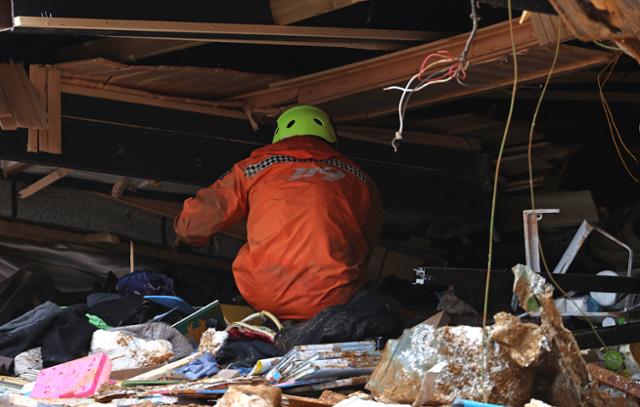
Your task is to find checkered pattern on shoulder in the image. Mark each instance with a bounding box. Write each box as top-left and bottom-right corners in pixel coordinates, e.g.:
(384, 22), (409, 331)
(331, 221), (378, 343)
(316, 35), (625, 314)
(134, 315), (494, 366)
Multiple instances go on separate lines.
(243, 155), (367, 183)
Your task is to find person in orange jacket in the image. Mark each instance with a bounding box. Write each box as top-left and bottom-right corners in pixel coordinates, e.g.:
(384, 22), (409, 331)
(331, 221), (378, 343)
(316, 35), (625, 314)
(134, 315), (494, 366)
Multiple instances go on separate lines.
(175, 105), (383, 321)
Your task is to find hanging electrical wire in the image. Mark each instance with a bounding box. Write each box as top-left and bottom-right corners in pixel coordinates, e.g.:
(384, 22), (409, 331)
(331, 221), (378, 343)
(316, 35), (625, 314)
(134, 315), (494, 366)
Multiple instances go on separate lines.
(384, 0), (479, 151)
(479, 0), (518, 400)
(523, 22), (611, 351)
(598, 53), (640, 183)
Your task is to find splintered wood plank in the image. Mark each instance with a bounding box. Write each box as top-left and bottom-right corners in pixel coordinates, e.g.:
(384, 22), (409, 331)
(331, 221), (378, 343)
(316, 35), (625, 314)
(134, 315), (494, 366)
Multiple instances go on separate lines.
(59, 38), (205, 63)
(28, 65), (48, 152)
(12, 63), (49, 129)
(44, 69), (62, 154)
(270, 0), (367, 25)
(588, 363), (640, 398)
(18, 168), (73, 199)
(3, 162), (34, 178)
(111, 177), (131, 198)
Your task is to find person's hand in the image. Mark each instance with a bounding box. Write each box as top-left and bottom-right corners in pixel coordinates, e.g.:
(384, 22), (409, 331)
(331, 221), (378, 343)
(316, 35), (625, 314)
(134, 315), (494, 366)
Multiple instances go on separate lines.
(172, 237), (189, 252)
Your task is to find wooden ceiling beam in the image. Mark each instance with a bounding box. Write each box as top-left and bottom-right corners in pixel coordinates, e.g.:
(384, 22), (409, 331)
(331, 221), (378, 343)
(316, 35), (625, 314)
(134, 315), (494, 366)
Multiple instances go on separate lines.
(59, 38), (205, 63)
(332, 45), (611, 123)
(270, 0), (368, 25)
(60, 77), (248, 120)
(12, 16), (443, 51)
(231, 18), (553, 109)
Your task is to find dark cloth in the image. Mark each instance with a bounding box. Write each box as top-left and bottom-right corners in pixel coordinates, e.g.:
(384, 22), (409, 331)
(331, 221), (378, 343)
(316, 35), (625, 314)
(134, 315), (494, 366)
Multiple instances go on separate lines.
(215, 339), (280, 368)
(116, 270), (175, 297)
(88, 296), (187, 327)
(273, 285), (403, 354)
(0, 266), (55, 326)
(87, 295), (145, 327)
(0, 302), (61, 358)
(40, 304), (96, 367)
(86, 292), (125, 308)
(0, 356), (13, 375)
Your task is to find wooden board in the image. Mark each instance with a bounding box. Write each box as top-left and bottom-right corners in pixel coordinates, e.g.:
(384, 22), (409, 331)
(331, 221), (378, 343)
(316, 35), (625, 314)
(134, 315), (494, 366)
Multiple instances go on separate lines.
(0, 63), (48, 130)
(28, 65), (48, 152)
(13, 16), (443, 51)
(2, 162), (33, 178)
(270, 0), (367, 25)
(18, 168), (73, 199)
(59, 38), (205, 63)
(44, 69), (62, 154)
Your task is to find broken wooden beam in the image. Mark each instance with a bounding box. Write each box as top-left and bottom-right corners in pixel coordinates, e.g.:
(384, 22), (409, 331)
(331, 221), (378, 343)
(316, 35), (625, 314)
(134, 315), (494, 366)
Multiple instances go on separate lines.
(270, 0), (368, 25)
(231, 18), (550, 109)
(2, 161), (33, 178)
(27, 65), (62, 154)
(111, 177), (131, 198)
(12, 17), (444, 51)
(0, 218), (118, 244)
(0, 63), (48, 130)
(18, 167), (73, 199)
(58, 38), (205, 63)
(0, 217), (230, 270)
(60, 77), (248, 120)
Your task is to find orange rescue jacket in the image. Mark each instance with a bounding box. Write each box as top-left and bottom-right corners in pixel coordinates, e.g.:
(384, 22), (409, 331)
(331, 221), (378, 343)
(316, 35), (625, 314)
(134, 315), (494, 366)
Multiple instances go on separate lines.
(175, 136), (382, 320)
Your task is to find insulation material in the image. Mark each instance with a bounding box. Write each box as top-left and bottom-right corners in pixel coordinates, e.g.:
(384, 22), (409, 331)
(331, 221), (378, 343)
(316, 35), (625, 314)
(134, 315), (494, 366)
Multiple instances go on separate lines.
(366, 321), (537, 406)
(90, 330), (174, 371)
(199, 329), (229, 355)
(215, 384), (281, 407)
(491, 313), (546, 368)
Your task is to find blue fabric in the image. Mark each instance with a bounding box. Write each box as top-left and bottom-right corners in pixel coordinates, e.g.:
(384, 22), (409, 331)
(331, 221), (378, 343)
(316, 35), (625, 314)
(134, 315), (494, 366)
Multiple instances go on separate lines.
(176, 352), (220, 380)
(116, 270), (175, 297)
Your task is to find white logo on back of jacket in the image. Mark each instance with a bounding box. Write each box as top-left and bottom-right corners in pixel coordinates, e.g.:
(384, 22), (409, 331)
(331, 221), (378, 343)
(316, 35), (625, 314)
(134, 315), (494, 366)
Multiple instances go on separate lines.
(289, 166), (346, 182)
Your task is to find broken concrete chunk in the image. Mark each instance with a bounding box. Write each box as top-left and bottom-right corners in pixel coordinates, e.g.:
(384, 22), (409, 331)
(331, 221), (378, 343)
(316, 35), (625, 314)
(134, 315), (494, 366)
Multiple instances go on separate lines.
(491, 312), (546, 367)
(217, 384), (281, 407)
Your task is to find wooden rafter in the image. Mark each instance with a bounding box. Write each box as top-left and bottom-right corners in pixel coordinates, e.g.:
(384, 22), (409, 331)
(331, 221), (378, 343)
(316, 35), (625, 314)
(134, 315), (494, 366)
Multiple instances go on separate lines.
(270, 0), (368, 25)
(59, 38), (205, 63)
(60, 77), (249, 120)
(19, 168), (73, 199)
(230, 18), (549, 109)
(12, 16), (444, 51)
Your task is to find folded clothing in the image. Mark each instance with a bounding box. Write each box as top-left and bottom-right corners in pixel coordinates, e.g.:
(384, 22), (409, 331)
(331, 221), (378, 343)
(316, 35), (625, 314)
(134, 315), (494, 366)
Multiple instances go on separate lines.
(116, 270), (174, 297)
(176, 352), (219, 380)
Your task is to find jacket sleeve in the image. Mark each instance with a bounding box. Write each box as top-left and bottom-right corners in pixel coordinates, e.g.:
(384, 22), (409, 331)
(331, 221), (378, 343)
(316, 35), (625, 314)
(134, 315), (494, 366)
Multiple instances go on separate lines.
(174, 165), (248, 247)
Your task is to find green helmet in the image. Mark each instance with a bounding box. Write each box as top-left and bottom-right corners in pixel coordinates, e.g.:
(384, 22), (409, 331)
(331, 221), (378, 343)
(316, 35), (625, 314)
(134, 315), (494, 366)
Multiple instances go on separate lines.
(273, 105), (337, 144)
